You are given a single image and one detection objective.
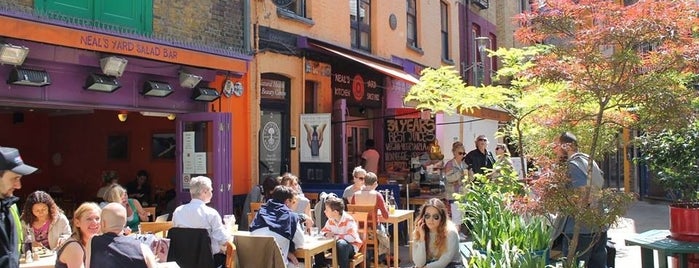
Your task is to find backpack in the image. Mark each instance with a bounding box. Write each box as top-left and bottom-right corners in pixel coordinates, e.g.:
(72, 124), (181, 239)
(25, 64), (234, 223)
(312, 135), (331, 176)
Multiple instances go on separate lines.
(569, 152), (604, 188)
(314, 192), (338, 228)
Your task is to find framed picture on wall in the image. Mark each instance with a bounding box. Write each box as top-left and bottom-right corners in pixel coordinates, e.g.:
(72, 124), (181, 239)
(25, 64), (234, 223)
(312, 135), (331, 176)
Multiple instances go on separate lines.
(152, 132), (176, 160)
(107, 134), (129, 160)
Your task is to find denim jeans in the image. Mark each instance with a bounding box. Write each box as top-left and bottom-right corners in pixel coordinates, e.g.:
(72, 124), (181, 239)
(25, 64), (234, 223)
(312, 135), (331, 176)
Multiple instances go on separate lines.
(314, 239), (355, 268)
(562, 231), (608, 268)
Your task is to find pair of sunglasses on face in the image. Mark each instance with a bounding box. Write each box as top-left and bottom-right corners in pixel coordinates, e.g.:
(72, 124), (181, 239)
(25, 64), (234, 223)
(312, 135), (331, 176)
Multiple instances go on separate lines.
(423, 212), (441, 221)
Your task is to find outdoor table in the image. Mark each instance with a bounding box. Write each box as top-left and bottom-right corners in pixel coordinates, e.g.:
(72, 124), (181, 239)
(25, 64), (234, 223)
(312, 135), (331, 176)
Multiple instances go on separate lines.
(625, 229), (699, 268)
(294, 235), (338, 268)
(19, 253), (55, 268)
(381, 209), (414, 268)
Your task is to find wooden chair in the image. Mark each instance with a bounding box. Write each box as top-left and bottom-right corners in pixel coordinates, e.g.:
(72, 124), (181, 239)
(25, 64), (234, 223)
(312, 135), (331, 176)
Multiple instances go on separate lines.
(247, 202), (263, 226)
(140, 221), (174, 238)
(225, 240), (236, 268)
(143, 207), (157, 222)
(348, 211), (368, 268)
(347, 204), (379, 268)
(305, 192), (319, 208)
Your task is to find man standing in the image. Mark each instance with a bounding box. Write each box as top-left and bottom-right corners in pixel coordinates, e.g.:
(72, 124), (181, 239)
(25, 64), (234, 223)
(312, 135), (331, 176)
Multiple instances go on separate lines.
(553, 132), (607, 267)
(464, 135), (496, 179)
(86, 203), (157, 268)
(172, 176), (232, 265)
(0, 147), (37, 268)
(361, 139), (380, 174)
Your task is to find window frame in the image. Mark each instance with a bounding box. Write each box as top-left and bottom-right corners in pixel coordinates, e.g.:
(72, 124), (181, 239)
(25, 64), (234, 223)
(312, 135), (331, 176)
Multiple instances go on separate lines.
(406, 0), (418, 49)
(440, 1), (450, 61)
(350, 0), (372, 52)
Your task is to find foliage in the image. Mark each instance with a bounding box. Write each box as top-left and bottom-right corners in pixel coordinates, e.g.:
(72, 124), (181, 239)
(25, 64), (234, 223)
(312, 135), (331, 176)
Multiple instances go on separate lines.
(468, 240), (549, 268)
(636, 120), (699, 202)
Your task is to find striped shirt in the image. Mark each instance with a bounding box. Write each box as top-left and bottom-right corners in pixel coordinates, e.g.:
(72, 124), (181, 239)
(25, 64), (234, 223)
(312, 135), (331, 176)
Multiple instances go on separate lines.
(321, 212), (363, 252)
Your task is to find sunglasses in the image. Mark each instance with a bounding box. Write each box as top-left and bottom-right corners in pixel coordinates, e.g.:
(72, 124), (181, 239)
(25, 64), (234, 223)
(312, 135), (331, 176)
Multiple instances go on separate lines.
(456, 152), (466, 156)
(477, 138), (487, 142)
(495, 147), (504, 151)
(423, 212), (441, 221)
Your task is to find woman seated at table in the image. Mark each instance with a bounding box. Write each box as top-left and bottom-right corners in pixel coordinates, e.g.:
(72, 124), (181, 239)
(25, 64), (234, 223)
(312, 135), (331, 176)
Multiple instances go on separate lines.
(56, 202), (101, 268)
(349, 172), (389, 220)
(250, 185), (306, 268)
(280, 173), (314, 230)
(103, 185), (150, 233)
(412, 198), (462, 268)
(20, 190), (71, 250)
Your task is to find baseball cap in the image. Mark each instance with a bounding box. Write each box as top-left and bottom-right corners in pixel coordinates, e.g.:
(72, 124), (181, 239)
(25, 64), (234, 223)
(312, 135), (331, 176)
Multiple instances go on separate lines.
(0, 147), (37, 175)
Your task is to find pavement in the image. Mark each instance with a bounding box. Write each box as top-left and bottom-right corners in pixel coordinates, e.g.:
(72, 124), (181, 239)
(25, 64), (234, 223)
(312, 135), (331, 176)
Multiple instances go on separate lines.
(391, 200), (671, 267)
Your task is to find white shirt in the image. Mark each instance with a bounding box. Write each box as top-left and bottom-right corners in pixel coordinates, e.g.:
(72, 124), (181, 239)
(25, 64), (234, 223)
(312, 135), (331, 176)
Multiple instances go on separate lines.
(251, 223), (305, 267)
(362, 149), (380, 174)
(172, 199), (232, 255)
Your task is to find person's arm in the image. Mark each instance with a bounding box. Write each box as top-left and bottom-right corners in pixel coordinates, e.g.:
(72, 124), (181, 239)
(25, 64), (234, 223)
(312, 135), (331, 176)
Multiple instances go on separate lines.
(50, 213), (73, 249)
(375, 193), (389, 220)
(208, 209), (232, 250)
(292, 221), (306, 249)
(411, 220), (427, 268)
(58, 241), (86, 268)
(84, 237), (92, 268)
(425, 228), (460, 268)
(132, 199), (150, 221)
(303, 203), (314, 232)
(140, 243), (158, 268)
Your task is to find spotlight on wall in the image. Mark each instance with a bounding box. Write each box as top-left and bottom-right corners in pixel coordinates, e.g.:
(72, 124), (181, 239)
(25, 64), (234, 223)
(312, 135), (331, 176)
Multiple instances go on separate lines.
(100, 56), (128, 77)
(0, 44), (29, 66)
(7, 68), (51, 87)
(142, 81), (173, 97)
(117, 111), (128, 122)
(179, 72), (203, 88)
(84, 73), (121, 92)
(167, 114), (176, 120)
(191, 87), (220, 102)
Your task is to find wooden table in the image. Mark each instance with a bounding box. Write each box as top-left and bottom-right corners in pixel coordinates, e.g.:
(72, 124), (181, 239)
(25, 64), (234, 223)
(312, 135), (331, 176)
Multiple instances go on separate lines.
(382, 209), (414, 268)
(625, 229), (699, 268)
(20, 253), (55, 268)
(294, 235), (337, 268)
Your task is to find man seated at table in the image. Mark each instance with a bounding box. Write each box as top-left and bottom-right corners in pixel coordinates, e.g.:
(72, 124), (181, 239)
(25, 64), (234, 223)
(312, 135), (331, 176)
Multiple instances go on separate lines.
(86, 203), (157, 268)
(315, 197), (362, 268)
(172, 176), (232, 266)
(250, 185), (306, 267)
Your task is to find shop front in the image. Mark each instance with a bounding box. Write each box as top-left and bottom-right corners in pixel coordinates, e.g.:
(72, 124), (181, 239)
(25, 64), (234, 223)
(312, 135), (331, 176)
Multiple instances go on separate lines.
(0, 14), (250, 214)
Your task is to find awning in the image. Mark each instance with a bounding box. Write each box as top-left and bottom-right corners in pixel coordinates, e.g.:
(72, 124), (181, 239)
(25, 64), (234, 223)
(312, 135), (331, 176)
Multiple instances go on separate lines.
(311, 44), (420, 84)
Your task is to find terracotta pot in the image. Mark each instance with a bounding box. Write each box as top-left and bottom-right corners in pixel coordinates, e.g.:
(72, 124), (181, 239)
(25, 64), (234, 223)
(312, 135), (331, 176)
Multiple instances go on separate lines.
(669, 202), (699, 242)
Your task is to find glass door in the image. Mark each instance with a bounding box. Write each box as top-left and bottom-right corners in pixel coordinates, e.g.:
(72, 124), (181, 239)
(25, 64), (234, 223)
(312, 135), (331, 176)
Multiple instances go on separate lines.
(346, 122), (371, 178)
(175, 112), (232, 215)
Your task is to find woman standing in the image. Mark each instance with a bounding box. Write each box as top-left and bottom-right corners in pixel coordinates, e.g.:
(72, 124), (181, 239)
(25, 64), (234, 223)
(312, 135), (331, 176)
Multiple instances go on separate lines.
(55, 202), (101, 268)
(103, 185), (150, 233)
(412, 198), (462, 268)
(443, 142), (466, 231)
(20, 190), (71, 250)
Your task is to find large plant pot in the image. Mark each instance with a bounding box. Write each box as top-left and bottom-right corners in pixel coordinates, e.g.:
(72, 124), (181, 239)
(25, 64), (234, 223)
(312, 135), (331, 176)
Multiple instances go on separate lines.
(669, 202), (699, 242)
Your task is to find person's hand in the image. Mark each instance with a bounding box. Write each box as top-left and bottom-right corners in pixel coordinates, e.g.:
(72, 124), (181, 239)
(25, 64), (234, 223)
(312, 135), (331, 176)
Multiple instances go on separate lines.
(288, 253), (299, 265)
(414, 219), (425, 240)
(323, 232), (333, 239)
(123, 226), (132, 236)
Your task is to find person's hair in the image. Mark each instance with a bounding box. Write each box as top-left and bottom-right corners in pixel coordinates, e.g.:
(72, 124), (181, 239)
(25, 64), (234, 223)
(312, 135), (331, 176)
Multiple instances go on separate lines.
(189, 176), (213, 199)
(496, 143), (510, 155)
(102, 170), (119, 184)
(415, 198), (449, 257)
(365, 139), (375, 148)
(352, 166), (367, 178)
(559, 132), (578, 146)
(103, 184), (126, 203)
(136, 169), (149, 179)
(474, 134), (488, 146)
(280, 173), (299, 188)
(71, 202), (101, 245)
(262, 176), (280, 200)
(324, 196), (345, 213)
(20, 190), (62, 225)
(271, 185), (297, 203)
(364, 172), (378, 185)
(451, 142), (464, 153)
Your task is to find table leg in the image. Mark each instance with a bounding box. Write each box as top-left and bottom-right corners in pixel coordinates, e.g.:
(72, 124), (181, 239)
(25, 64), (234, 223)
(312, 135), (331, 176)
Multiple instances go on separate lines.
(678, 253), (688, 268)
(657, 251), (668, 268)
(393, 222), (399, 268)
(640, 247), (654, 268)
(304, 251), (311, 268)
(331, 243), (338, 268)
(408, 214), (413, 263)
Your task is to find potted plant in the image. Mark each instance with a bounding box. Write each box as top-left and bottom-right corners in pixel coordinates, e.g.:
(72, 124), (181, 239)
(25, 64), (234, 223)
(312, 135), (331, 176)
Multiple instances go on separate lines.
(637, 120), (699, 242)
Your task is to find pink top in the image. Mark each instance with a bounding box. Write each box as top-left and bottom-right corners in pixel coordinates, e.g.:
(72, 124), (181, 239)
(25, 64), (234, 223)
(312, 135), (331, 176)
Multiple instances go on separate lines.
(33, 220), (50, 248)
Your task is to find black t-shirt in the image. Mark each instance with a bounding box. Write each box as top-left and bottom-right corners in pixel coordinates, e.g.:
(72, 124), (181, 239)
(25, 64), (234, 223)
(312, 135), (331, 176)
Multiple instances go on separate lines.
(464, 149), (496, 175)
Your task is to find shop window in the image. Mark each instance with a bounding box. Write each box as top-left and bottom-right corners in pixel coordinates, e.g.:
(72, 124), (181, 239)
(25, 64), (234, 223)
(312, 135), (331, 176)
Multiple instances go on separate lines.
(407, 0), (418, 49)
(35, 0), (153, 35)
(279, 0), (307, 18)
(304, 80), (317, 114)
(350, 0), (371, 52)
(440, 1), (450, 61)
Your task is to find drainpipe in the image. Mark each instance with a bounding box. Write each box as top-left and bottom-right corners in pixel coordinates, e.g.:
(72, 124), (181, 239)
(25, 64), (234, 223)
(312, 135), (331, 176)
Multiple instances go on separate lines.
(244, 0), (251, 53)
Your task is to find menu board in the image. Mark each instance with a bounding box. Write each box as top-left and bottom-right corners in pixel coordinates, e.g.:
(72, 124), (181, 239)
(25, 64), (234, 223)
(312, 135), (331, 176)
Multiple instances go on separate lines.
(383, 117), (436, 172)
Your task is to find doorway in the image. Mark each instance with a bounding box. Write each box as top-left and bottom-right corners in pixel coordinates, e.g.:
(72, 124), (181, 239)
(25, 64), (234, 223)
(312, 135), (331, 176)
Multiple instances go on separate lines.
(346, 120), (371, 178)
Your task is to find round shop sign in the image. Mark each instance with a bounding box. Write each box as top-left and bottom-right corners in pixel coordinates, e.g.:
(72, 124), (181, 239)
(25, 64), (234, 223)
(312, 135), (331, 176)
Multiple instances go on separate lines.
(262, 121), (281, 151)
(352, 74), (365, 102)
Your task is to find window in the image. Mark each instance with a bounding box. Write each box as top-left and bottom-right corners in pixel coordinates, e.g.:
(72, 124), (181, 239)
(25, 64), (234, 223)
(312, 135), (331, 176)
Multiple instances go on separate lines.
(35, 0), (153, 35)
(407, 0), (418, 48)
(440, 1), (449, 60)
(280, 0), (307, 18)
(350, 0), (371, 52)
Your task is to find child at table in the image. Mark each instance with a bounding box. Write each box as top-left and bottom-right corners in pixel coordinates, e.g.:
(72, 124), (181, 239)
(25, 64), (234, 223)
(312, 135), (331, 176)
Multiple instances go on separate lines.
(314, 197), (362, 268)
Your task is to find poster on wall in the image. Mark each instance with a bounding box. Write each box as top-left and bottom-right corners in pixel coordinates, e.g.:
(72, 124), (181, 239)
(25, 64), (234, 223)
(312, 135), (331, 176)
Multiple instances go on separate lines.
(260, 111), (283, 179)
(383, 117), (436, 172)
(300, 113), (332, 163)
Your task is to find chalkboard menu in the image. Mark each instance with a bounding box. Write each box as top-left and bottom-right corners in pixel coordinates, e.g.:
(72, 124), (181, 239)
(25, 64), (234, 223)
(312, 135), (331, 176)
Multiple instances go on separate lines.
(383, 117), (436, 172)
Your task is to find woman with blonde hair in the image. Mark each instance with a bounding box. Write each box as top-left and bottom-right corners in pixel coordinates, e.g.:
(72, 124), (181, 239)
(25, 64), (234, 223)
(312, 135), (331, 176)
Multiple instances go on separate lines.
(55, 202), (101, 268)
(103, 185), (150, 233)
(412, 198), (462, 268)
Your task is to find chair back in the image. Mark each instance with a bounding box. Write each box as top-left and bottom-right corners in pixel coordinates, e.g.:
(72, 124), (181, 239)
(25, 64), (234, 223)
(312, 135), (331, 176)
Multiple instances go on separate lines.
(140, 221), (174, 238)
(348, 211), (368, 268)
(234, 234), (285, 268)
(225, 240), (236, 268)
(167, 227), (215, 268)
(143, 207), (157, 222)
(247, 202), (264, 226)
(347, 204), (379, 267)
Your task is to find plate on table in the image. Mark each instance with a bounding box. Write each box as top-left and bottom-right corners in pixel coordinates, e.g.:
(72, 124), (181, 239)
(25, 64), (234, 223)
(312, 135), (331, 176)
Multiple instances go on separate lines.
(37, 249), (54, 258)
